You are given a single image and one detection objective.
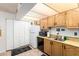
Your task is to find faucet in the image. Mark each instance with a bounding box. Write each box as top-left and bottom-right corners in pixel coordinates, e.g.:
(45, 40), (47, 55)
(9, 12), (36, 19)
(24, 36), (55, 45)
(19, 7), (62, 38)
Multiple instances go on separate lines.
(55, 33), (62, 41)
(55, 33), (59, 40)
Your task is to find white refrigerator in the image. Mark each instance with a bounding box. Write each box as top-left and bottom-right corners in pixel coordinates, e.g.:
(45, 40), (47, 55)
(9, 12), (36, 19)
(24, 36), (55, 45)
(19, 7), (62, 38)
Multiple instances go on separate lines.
(30, 25), (40, 48)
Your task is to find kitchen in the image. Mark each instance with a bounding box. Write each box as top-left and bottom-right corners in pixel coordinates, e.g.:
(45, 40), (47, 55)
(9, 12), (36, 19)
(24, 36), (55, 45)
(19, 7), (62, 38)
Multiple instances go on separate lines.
(0, 3), (79, 56)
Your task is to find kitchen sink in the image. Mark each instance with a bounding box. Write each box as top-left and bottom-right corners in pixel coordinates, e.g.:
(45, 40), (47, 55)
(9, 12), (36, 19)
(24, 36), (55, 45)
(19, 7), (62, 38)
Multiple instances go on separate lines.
(48, 36), (65, 42)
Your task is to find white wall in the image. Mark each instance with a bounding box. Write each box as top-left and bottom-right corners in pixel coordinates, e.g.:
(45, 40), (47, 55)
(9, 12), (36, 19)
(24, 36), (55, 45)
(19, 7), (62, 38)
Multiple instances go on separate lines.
(0, 10), (31, 53)
(6, 20), (14, 50)
(0, 11), (15, 53)
(49, 27), (79, 37)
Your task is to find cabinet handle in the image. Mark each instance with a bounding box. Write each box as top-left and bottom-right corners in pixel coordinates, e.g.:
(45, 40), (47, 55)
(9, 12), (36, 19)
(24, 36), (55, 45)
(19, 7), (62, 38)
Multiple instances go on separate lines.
(50, 41), (53, 45)
(64, 46), (66, 49)
(54, 23), (56, 25)
(78, 24), (79, 27)
(50, 41), (51, 45)
(50, 41), (52, 45)
(52, 42), (53, 45)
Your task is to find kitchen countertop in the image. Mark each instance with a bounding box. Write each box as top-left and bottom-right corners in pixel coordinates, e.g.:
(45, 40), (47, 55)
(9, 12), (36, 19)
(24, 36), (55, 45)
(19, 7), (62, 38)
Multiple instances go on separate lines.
(37, 36), (79, 48)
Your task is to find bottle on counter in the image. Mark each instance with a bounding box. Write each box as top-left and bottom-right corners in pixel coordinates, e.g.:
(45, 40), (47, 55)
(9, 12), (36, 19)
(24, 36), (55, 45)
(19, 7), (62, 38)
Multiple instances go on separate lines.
(47, 32), (50, 37)
(64, 36), (67, 41)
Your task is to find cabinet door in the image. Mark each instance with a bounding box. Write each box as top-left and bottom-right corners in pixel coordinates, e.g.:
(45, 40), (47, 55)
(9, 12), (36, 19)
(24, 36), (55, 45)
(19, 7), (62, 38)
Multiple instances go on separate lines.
(55, 12), (66, 27)
(51, 41), (63, 56)
(75, 47), (79, 56)
(63, 44), (75, 56)
(66, 9), (79, 28)
(40, 18), (48, 29)
(44, 39), (52, 55)
(47, 16), (54, 27)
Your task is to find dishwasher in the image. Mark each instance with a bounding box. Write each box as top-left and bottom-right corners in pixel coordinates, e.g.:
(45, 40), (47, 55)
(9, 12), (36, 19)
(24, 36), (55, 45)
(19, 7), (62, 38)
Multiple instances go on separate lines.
(37, 37), (44, 52)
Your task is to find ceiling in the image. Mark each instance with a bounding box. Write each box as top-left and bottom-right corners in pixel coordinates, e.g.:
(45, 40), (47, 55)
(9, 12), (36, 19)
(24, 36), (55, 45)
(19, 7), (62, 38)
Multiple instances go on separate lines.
(0, 3), (18, 13)
(0, 3), (78, 21)
(0, 3), (36, 21)
(46, 3), (78, 12)
(24, 3), (79, 21)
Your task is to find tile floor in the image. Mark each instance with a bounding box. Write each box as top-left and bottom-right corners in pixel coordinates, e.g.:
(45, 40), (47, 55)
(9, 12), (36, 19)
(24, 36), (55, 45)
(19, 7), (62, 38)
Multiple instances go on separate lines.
(16, 49), (44, 56)
(0, 51), (11, 56)
(0, 49), (46, 56)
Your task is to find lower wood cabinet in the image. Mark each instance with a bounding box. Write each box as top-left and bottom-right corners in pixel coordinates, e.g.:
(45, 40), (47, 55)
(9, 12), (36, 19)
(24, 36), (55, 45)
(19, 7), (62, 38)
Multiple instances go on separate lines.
(44, 39), (79, 56)
(52, 41), (63, 56)
(44, 39), (52, 55)
(44, 39), (63, 56)
(63, 44), (75, 56)
(75, 47), (79, 56)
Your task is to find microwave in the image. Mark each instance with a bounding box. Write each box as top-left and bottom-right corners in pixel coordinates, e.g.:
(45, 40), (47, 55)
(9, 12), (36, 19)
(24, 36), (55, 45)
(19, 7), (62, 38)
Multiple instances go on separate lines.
(39, 30), (47, 37)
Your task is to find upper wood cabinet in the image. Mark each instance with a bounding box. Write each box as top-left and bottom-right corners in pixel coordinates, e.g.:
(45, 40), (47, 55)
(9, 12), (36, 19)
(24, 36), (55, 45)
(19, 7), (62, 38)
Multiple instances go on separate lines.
(66, 9), (79, 28)
(40, 18), (48, 29)
(47, 16), (54, 27)
(40, 8), (79, 28)
(55, 12), (66, 27)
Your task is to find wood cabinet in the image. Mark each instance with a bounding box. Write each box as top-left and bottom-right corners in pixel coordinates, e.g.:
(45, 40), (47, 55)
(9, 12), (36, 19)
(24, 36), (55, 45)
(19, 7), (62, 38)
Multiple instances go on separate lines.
(63, 44), (79, 56)
(55, 12), (66, 27)
(52, 41), (63, 56)
(47, 16), (54, 27)
(44, 39), (63, 56)
(44, 38), (79, 56)
(63, 44), (75, 56)
(40, 18), (48, 29)
(40, 8), (79, 28)
(66, 9), (79, 28)
(44, 39), (52, 55)
(75, 47), (79, 56)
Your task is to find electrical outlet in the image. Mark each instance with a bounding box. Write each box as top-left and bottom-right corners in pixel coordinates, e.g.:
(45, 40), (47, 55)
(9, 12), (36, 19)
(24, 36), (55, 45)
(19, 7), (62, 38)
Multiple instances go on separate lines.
(74, 32), (77, 36)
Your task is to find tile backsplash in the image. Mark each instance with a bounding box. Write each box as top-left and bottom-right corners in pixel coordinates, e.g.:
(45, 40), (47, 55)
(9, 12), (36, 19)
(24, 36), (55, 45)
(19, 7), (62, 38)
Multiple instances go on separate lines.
(49, 27), (79, 38)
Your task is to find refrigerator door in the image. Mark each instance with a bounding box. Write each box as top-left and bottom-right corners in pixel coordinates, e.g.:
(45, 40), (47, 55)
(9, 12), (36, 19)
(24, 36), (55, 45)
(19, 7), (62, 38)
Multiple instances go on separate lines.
(30, 25), (40, 48)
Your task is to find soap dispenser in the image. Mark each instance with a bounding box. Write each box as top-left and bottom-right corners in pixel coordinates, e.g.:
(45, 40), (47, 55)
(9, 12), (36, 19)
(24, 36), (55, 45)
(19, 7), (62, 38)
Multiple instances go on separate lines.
(62, 36), (64, 41)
